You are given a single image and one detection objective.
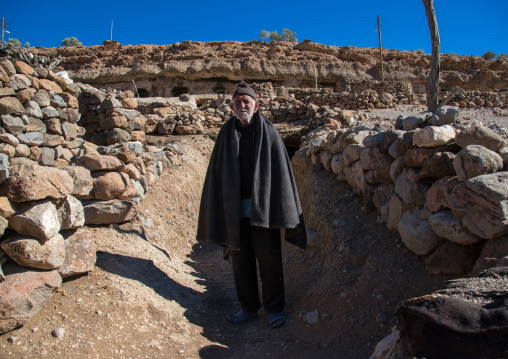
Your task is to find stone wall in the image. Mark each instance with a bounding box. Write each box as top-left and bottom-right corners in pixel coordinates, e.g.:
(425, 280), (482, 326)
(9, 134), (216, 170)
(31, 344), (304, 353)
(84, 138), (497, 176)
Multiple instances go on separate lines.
(0, 56), (182, 335)
(303, 110), (508, 276)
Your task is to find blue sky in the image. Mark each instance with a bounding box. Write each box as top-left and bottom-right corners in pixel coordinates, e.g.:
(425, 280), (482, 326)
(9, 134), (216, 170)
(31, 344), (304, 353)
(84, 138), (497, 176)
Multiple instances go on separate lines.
(2, 1), (507, 57)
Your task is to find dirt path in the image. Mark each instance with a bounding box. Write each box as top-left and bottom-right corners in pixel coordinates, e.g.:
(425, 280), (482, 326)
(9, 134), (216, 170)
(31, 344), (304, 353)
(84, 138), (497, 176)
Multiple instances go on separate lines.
(2, 106), (507, 358)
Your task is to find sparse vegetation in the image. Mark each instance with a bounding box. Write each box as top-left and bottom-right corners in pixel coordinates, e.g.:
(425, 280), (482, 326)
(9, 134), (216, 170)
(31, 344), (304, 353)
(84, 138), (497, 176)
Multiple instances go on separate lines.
(8, 38), (21, 47)
(23, 41), (30, 48)
(259, 30), (270, 42)
(497, 53), (508, 61)
(482, 51), (496, 60)
(62, 37), (83, 47)
(259, 28), (297, 42)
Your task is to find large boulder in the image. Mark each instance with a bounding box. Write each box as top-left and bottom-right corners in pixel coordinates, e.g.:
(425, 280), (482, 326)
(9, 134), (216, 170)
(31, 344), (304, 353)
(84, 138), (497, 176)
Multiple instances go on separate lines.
(0, 263), (61, 334)
(82, 199), (136, 224)
(453, 145), (503, 182)
(426, 176), (460, 213)
(398, 210), (443, 255)
(8, 200), (61, 242)
(59, 166), (93, 198)
(1, 233), (65, 269)
(428, 210), (484, 245)
(56, 195), (85, 230)
(0, 165), (73, 202)
(425, 241), (479, 274)
(91, 172), (130, 200)
(75, 154), (124, 172)
(396, 267), (508, 359)
(450, 172), (508, 239)
(455, 123), (506, 151)
(412, 125), (456, 148)
(59, 228), (96, 278)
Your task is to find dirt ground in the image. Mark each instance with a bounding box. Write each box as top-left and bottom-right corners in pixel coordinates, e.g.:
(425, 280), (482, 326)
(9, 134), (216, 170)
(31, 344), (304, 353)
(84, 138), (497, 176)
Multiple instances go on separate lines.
(1, 105), (507, 359)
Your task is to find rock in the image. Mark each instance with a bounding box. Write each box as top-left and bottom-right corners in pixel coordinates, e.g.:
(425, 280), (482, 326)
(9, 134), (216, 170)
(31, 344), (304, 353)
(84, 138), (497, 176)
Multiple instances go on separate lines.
(8, 200), (61, 242)
(453, 145), (503, 182)
(428, 210), (484, 245)
(59, 228), (96, 278)
(91, 172), (130, 200)
(396, 112), (430, 131)
(396, 267), (508, 359)
(32, 89), (50, 107)
(472, 234), (508, 275)
(1, 114), (25, 135)
(8, 74), (31, 91)
(398, 210), (443, 255)
(404, 145), (457, 168)
(157, 116), (177, 135)
(395, 170), (428, 206)
(59, 166), (93, 198)
(1, 233), (65, 269)
(330, 153), (345, 178)
(121, 98), (137, 109)
(82, 199), (136, 224)
(417, 152), (456, 180)
(455, 123), (506, 151)
(0, 58), (16, 76)
(0, 263), (61, 334)
(343, 144), (364, 166)
(412, 125), (456, 148)
(344, 161), (366, 195)
(450, 172), (508, 239)
(107, 128), (131, 145)
(38, 147), (55, 166)
(56, 195), (84, 230)
(0, 133), (20, 147)
(38, 79), (62, 93)
(304, 310), (320, 324)
(373, 182), (395, 213)
(121, 163), (141, 180)
(0, 165), (73, 202)
(427, 105), (459, 126)
(389, 157), (406, 183)
(51, 327), (65, 339)
(75, 154), (124, 172)
(24, 101), (43, 119)
(41, 106), (59, 119)
(15, 88), (37, 104)
(61, 122), (78, 140)
(17, 131), (45, 146)
(321, 150), (333, 171)
(26, 118), (47, 133)
(0, 197), (15, 218)
(99, 115), (128, 130)
(426, 176), (459, 212)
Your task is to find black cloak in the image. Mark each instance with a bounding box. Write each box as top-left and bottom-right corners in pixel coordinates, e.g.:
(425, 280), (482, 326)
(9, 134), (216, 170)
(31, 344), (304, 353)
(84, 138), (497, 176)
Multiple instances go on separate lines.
(196, 112), (306, 252)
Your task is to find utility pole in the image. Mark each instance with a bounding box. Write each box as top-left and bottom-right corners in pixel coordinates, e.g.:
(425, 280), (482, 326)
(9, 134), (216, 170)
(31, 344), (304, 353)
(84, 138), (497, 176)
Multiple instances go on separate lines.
(377, 15), (384, 82)
(1, 18), (4, 44)
(111, 19), (113, 41)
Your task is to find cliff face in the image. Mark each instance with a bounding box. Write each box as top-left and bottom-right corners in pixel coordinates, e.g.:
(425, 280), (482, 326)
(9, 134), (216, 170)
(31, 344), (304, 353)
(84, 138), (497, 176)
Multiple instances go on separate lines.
(32, 40), (508, 96)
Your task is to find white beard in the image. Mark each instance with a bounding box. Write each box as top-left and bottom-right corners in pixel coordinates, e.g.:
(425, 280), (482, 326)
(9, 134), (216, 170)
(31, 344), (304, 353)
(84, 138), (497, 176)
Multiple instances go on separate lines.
(235, 108), (254, 124)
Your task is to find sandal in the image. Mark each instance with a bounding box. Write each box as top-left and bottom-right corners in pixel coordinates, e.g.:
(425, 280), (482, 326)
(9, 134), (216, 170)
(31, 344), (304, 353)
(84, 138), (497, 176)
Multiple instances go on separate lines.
(227, 309), (257, 324)
(269, 313), (287, 328)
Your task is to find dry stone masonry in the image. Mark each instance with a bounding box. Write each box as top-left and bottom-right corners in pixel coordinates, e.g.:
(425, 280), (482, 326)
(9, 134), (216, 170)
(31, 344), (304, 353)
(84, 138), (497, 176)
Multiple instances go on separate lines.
(303, 107), (508, 277)
(0, 56), (182, 334)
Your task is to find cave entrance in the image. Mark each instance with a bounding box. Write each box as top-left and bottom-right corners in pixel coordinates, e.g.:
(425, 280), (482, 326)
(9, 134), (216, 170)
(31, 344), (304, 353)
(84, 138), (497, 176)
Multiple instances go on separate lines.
(172, 86), (190, 97)
(137, 88), (150, 98)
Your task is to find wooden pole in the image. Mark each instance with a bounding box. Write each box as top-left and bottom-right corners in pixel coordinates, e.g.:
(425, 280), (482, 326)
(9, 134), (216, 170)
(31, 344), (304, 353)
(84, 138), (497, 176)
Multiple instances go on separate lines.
(314, 65), (318, 89)
(422, 0), (441, 113)
(378, 15), (384, 82)
(1, 18), (4, 44)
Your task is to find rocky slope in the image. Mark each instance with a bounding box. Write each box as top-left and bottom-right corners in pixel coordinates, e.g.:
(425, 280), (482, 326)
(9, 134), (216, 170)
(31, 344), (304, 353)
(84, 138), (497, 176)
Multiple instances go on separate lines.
(31, 40), (508, 96)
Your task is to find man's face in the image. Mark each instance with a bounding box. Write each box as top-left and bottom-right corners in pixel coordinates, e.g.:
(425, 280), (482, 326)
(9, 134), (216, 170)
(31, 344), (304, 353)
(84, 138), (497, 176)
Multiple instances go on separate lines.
(232, 95), (259, 125)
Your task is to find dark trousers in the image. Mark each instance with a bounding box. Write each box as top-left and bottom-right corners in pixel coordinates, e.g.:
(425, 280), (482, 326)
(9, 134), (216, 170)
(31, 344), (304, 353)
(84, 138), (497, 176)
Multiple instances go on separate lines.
(230, 219), (284, 314)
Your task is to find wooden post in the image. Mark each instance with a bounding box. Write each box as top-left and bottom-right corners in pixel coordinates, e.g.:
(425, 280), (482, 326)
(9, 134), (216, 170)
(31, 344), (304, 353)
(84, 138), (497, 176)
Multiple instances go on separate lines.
(378, 15), (384, 82)
(314, 65), (318, 89)
(1, 18), (4, 44)
(422, 0), (441, 113)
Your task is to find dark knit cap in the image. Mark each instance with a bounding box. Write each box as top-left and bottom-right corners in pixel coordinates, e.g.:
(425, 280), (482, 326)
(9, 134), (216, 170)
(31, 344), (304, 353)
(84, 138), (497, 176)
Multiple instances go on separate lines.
(233, 81), (257, 101)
